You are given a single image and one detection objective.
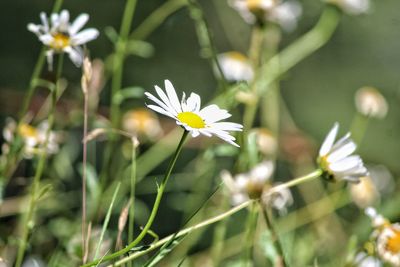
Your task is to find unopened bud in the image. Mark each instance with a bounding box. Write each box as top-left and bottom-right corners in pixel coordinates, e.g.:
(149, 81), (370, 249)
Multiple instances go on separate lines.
(355, 86), (388, 119)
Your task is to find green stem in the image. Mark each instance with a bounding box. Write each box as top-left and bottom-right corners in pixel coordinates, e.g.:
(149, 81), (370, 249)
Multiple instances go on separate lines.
(128, 138), (137, 267)
(350, 112), (370, 146)
(112, 200), (254, 266)
(82, 130), (188, 267)
(110, 0), (137, 127)
(15, 54), (64, 267)
(130, 0), (187, 40)
(18, 0), (64, 119)
(271, 169), (323, 193)
(255, 5), (341, 94)
(242, 202), (258, 267)
(210, 193), (230, 266)
(187, 0), (228, 91)
(261, 205), (289, 267)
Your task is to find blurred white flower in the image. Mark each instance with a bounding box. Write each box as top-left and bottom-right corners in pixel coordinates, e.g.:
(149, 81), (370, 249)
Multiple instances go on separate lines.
(355, 87), (388, 119)
(217, 52), (254, 82)
(350, 176), (379, 208)
(327, 0), (370, 15)
(3, 118), (60, 159)
(122, 108), (163, 140)
(229, 0), (302, 31)
(354, 252), (382, 267)
(222, 161), (293, 213)
(365, 207), (400, 266)
(252, 128), (278, 157)
(145, 80), (243, 147)
(318, 122), (368, 183)
(28, 10), (99, 70)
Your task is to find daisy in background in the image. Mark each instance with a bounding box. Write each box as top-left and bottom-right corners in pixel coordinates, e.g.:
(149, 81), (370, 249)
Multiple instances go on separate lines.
(229, 0), (302, 32)
(317, 122), (368, 183)
(365, 207), (400, 266)
(2, 118), (60, 159)
(145, 80), (243, 147)
(28, 10), (99, 70)
(216, 51), (254, 82)
(221, 161), (293, 214)
(326, 0), (370, 15)
(122, 108), (163, 141)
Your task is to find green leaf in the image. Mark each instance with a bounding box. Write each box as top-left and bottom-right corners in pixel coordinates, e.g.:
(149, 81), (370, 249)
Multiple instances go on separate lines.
(126, 40), (154, 58)
(143, 233), (188, 267)
(104, 26), (119, 44)
(112, 86), (145, 105)
(259, 230), (279, 264)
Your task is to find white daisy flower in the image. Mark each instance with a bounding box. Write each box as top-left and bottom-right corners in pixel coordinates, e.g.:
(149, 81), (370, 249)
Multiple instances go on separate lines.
(327, 0), (370, 15)
(3, 118), (60, 159)
(317, 122), (368, 183)
(145, 80), (243, 147)
(355, 87), (388, 119)
(229, 0), (302, 31)
(365, 207), (400, 266)
(354, 252), (382, 267)
(221, 161), (293, 213)
(217, 52), (254, 82)
(28, 10), (99, 70)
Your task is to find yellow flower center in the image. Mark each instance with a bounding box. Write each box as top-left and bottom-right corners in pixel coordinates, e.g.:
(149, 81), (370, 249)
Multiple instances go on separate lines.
(246, 0), (263, 11)
(50, 33), (70, 50)
(177, 112), (205, 129)
(226, 51), (248, 63)
(18, 124), (38, 138)
(386, 228), (400, 253)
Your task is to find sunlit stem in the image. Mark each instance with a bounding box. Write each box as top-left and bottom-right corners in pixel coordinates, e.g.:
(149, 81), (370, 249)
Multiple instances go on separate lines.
(15, 54), (64, 267)
(270, 169), (323, 194)
(82, 130), (188, 267)
(112, 200), (255, 266)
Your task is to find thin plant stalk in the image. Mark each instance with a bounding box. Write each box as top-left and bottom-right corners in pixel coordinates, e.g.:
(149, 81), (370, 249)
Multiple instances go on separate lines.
(15, 54), (64, 267)
(210, 193), (230, 266)
(93, 182), (121, 260)
(110, 0), (137, 127)
(128, 138), (138, 267)
(101, 0), (137, 188)
(82, 79), (90, 263)
(82, 130), (188, 267)
(261, 205), (288, 267)
(350, 113), (370, 145)
(242, 202), (258, 267)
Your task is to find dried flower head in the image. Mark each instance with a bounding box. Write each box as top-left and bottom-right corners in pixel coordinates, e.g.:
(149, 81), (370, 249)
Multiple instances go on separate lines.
(355, 87), (388, 119)
(217, 52), (254, 82)
(318, 122), (368, 183)
(365, 207), (400, 266)
(28, 10), (99, 70)
(252, 128), (278, 157)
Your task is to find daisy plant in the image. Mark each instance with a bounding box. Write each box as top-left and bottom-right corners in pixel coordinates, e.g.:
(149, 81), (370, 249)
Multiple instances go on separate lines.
(28, 10), (99, 70)
(82, 80), (242, 266)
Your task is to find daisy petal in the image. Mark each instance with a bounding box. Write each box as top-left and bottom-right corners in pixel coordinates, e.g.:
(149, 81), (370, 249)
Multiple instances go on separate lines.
(70, 13), (89, 35)
(319, 122), (339, 156)
(164, 80), (182, 113)
(71, 28), (99, 45)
